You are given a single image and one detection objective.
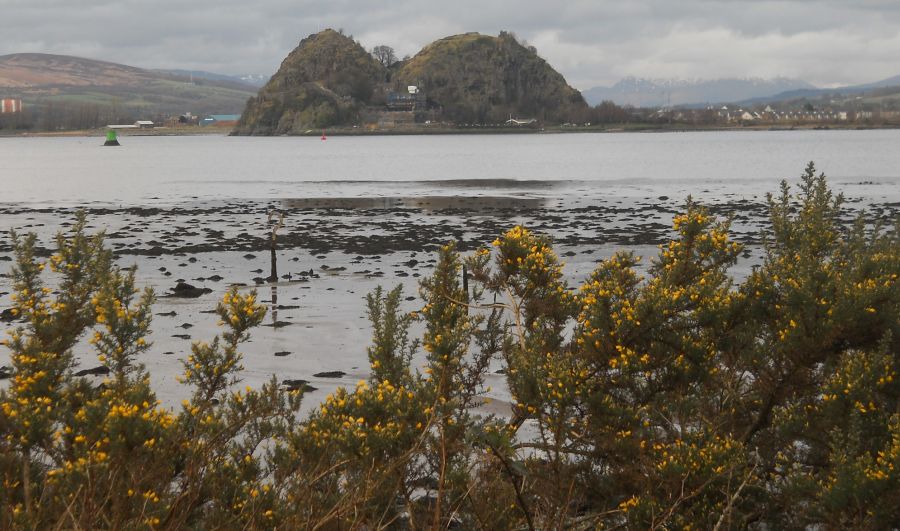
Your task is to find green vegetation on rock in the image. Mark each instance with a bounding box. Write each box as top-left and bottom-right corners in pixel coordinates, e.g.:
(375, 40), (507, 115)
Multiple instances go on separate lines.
(235, 29), (386, 134)
(396, 31), (586, 124)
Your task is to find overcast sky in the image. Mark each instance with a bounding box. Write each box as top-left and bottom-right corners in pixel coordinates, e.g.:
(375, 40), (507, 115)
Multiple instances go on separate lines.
(1, 0), (899, 89)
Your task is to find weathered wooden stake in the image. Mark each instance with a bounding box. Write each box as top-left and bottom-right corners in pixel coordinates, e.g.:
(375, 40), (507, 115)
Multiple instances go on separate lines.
(267, 210), (285, 283)
(462, 264), (469, 315)
(462, 265), (469, 299)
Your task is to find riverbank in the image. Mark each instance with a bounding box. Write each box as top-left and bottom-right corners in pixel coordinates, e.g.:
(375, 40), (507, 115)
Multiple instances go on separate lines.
(0, 125), (233, 138)
(282, 122), (898, 136)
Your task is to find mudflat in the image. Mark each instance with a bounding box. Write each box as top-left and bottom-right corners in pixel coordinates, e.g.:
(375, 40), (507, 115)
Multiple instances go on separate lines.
(1, 188), (895, 415)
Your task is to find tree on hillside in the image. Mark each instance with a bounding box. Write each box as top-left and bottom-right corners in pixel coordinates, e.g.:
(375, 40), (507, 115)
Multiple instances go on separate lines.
(372, 45), (397, 67)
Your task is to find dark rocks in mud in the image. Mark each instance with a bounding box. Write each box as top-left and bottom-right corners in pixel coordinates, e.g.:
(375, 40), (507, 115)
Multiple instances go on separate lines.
(283, 379), (317, 393)
(1, 308), (19, 322)
(169, 282), (212, 298)
(312, 371), (346, 378)
(274, 351), (292, 357)
(74, 366), (111, 377)
(11, 197), (895, 267)
(172, 334), (191, 340)
(0, 366), (11, 380)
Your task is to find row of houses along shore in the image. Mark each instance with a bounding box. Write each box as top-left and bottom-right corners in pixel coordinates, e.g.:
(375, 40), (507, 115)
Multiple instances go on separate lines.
(649, 104), (900, 125)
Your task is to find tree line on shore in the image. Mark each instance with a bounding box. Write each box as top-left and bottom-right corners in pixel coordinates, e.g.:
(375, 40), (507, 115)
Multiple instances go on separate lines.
(0, 164), (897, 529)
(0, 101), (138, 132)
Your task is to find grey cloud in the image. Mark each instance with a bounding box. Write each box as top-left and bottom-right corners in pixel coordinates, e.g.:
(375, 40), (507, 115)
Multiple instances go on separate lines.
(1, 0), (898, 89)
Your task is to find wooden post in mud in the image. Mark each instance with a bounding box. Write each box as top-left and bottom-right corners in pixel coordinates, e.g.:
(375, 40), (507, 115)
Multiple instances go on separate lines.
(462, 265), (469, 300)
(462, 264), (469, 315)
(267, 210), (285, 283)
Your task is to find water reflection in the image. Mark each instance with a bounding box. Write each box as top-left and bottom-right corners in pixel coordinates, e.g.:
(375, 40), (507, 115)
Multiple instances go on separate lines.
(280, 195), (545, 211)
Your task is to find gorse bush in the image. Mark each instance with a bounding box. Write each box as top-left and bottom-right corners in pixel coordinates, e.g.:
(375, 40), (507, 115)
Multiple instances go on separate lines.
(1, 163), (898, 529)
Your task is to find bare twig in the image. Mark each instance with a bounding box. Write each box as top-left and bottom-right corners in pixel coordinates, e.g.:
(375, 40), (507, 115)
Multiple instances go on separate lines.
(713, 461), (758, 531)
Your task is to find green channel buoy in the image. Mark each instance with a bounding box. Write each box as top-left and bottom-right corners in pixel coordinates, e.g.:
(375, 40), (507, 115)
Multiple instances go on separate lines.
(104, 129), (120, 147)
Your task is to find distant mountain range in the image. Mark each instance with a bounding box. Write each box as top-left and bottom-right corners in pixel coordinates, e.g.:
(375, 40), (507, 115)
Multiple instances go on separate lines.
(0, 53), (257, 117)
(582, 77), (817, 107)
(153, 69), (269, 88)
(735, 75), (900, 106)
(583, 74), (900, 108)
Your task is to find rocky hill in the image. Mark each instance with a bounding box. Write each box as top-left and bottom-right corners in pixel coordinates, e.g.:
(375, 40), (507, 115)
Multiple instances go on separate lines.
(235, 29), (386, 134)
(395, 32), (586, 124)
(0, 53), (256, 119)
(235, 30), (587, 134)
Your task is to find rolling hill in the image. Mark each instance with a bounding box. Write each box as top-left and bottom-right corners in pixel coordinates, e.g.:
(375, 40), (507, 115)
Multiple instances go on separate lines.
(736, 74), (900, 106)
(0, 53), (257, 121)
(153, 69), (269, 88)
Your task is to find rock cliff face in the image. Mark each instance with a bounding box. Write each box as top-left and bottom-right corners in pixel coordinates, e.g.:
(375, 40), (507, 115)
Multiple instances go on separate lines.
(235, 29), (385, 134)
(235, 30), (587, 134)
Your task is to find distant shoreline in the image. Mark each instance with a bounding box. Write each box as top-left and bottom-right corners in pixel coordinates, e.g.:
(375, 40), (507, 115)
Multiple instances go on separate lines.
(269, 123), (898, 137)
(0, 126), (233, 138)
(1, 122), (897, 138)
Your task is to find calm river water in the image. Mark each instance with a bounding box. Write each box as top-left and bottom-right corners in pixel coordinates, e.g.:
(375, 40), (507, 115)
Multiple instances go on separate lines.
(1, 129), (898, 206)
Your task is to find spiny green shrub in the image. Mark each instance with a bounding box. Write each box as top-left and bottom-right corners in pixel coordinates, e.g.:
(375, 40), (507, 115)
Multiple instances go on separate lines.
(0, 163), (897, 529)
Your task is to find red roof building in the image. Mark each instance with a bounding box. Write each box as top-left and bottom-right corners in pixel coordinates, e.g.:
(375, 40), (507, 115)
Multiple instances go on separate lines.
(1, 99), (23, 113)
